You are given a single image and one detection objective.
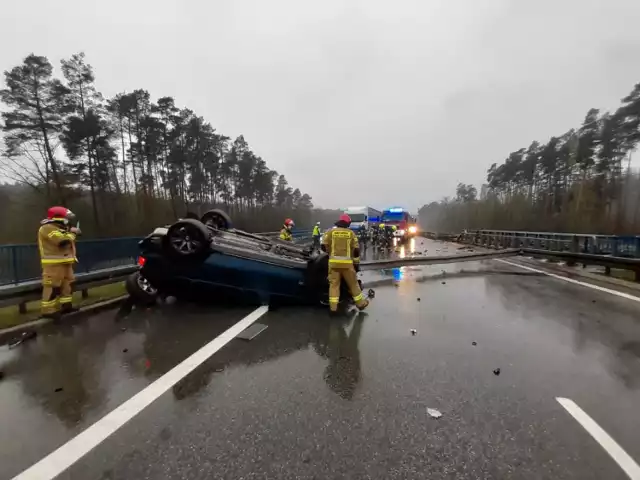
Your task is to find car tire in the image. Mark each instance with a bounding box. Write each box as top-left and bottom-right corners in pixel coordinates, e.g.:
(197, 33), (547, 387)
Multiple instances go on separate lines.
(126, 271), (158, 306)
(163, 219), (211, 259)
(200, 209), (232, 230)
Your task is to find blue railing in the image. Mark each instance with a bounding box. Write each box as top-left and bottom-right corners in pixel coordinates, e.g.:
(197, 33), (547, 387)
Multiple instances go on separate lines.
(462, 230), (640, 258)
(0, 228), (313, 287)
(0, 238), (142, 286)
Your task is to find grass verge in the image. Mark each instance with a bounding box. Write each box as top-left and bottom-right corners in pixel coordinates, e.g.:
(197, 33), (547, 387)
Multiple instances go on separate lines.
(0, 282), (127, 330)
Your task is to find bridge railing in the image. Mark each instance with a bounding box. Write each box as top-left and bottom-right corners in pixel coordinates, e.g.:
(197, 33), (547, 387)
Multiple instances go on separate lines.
(0, 229), (312, 287)
(459, 230), (640, 258)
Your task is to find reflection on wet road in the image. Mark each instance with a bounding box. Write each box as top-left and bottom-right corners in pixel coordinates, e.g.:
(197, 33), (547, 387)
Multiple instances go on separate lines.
(1, 238), (639, 480)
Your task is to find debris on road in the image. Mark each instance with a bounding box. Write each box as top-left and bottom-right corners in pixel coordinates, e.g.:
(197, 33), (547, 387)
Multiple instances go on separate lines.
(493, 368), (501, 376)
(368, 289), (376, 299)
(237, 323), (268, 341)
(0, 371), (4, 381)
(410, 329), (417, 336)
(472, 341), (477, 346)
(54, 387), (63, 393)
(7, 331), (37, 349)
(441, 281), (446, 285)
(417, 297), (421, 302)
(122, 348), (128, 353)
(427, 408), (442, 419)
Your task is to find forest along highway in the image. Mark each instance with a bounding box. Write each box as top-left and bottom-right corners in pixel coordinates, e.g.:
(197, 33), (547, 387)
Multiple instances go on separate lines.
(1, 238), (640, 480)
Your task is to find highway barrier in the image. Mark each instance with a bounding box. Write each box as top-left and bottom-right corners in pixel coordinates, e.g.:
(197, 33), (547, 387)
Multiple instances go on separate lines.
(456, 230), (640, 281)
(458, 229), (640, 258)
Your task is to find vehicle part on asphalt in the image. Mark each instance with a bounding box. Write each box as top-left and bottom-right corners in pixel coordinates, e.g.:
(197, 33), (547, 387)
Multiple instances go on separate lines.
(7, 330), (37, 349)
(427, 408), (442, 419)
(493, 368), (501, 375)
(472, 341), (477, 346)
(410, 329), (417, 336)
(237, 323), (268, 341)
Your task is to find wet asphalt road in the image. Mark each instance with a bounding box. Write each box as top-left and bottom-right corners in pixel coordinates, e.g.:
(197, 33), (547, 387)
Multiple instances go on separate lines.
(1, 239), (640, 479)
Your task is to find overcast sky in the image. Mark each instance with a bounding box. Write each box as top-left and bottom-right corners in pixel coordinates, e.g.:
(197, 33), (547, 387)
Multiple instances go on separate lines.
(3, 0), (640, 211)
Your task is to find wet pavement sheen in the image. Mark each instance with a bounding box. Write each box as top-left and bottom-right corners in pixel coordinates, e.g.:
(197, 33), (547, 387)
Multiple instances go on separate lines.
(1, 239), (639, 479)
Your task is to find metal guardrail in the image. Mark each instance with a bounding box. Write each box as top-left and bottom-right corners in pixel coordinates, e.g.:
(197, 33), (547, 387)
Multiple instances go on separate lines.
(459, 229), (640, 258)
(360, 250), (520, 271)
(456, 230), (640, 281)
(0, 265), (138, 309)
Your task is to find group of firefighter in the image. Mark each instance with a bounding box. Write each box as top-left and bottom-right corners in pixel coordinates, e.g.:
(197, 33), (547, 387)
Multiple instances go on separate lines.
(36, 209), (371, 318)
(279, 215), (370, 313)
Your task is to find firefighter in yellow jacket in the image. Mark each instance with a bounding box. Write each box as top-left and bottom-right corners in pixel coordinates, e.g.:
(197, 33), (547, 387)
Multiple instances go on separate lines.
(38, 206), (80, 318)
(280, 218), (294, 241)
(321, 214), (369, 313)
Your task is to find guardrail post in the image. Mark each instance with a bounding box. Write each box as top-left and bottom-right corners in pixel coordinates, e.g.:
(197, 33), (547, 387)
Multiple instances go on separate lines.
(567, 236), (578, 267)
(81, 288), (89, 299)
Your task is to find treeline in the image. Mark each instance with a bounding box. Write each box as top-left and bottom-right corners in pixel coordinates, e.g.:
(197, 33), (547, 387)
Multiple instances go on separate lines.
(0, 53), (323, 241)
(419, 81), (640, 234)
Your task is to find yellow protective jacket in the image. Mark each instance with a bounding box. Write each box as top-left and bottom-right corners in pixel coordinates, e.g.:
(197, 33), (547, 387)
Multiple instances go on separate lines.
(322, 227), (360, 267)
(279, 227), (293, 241)
(312, 225), (321, 237)
(38, 222), (77, 265)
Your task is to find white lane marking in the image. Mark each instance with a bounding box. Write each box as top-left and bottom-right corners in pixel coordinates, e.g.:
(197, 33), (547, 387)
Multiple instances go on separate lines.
(12, 305), (270, 480)
(556, 397), (640, 480)
(497, 259), (640, 303)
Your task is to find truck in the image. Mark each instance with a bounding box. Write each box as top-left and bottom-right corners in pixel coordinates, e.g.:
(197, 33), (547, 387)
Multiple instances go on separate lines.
(381, 207), (419, 242)
(342, 206), (382, 231)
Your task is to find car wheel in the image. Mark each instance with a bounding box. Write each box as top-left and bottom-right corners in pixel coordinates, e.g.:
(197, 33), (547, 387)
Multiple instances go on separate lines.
(164, 219), (211, 259)
(126, 271), (158, 306)
(200, 209), (232, 230)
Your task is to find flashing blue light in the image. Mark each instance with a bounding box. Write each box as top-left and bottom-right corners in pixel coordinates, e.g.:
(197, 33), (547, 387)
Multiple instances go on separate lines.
(388, 208), (404, 213)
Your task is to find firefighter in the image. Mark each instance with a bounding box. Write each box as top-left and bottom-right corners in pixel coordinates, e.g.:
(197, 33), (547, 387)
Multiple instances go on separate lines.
(38, 206), (80, 318)
(312, 222), (322, 249)
(321, 214), (369, 313)
(280, 218), (294, 241)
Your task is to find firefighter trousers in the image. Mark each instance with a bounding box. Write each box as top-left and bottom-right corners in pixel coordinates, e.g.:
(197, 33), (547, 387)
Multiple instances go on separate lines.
(328, 265), (368, 312)
(41, 264), (75, 314)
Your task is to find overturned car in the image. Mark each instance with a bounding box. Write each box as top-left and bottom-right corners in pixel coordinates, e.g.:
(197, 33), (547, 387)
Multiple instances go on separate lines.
(126, 210), (370, 308)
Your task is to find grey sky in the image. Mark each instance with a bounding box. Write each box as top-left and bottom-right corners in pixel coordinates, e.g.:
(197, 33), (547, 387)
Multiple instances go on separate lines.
(3, 0), (640, 211)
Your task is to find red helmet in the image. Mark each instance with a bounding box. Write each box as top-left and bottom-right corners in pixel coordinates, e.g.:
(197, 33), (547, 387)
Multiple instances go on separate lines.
(339, 214), (351, 224)
(47, 206), (74, 224)
(284, 218), (294, 227)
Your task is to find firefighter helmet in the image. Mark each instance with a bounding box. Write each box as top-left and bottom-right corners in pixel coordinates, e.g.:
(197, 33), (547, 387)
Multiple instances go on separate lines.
(339, 214), (351, 224)
(379, 223), (385, 228)
(47, 206), (75, 224)
(284, 218), (294, 228)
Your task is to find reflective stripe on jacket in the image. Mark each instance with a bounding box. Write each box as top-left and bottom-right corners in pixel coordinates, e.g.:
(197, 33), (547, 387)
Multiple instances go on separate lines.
(38, 223), (77, 265)
(322, 227), (360, 266)
(279, 228), (293, 241)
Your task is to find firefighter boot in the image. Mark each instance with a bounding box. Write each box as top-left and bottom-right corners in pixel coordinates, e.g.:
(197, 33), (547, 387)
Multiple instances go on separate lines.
(341, 267), (369, 311)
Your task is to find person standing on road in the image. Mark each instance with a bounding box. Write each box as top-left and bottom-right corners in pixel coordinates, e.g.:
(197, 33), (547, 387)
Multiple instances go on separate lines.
(280, 218), (294, 241)
(38, 206), (81, 318)
(321, 214), (369, 314)
(312, 222), (322, 249)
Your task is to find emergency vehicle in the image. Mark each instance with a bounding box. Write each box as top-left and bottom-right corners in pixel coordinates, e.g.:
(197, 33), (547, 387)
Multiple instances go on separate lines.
(381, 207), (419, 241)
